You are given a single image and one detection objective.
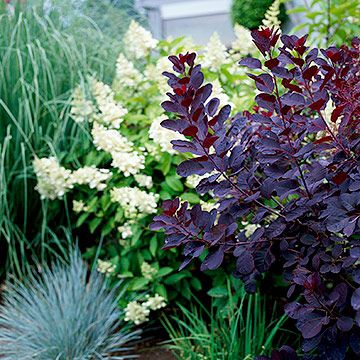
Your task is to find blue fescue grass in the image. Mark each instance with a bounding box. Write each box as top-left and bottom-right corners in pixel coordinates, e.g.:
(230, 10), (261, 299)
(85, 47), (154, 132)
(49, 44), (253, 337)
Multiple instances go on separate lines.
(0, 251), (141, 359)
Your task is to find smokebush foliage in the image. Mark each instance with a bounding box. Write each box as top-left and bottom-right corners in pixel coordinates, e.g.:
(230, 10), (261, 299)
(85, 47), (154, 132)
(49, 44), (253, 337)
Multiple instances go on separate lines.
(152, 29), (360, 359)
(0, 251), (140, 359)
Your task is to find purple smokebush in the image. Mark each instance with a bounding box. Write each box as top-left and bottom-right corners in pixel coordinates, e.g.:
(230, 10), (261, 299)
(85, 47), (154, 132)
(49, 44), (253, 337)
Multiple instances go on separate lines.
(151, 28), (360, 359)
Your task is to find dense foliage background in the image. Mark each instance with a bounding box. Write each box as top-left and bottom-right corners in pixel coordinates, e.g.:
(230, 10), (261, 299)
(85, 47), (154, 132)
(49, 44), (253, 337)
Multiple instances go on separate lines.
(0, 0), (359, 358)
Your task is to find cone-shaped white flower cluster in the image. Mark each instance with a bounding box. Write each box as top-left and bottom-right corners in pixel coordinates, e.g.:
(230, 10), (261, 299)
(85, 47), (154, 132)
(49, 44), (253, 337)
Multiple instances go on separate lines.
(33, 157), (72, 200)
(141, 262), (157, 280)
(91, 78), (128, 129)
(114, 53), (143, 89)
(70, 166), (111, 191)
(110, 187), (158, 218)
(70, 85), (95, 123)
(149, 115), (186, 154)
(124, 293), (166, 325)
(97, 259), (116, 277)
(231, 24), (257, 56)
(202, 32), (228, 71)
(262, 0), (281, 28)
(123, 20), (158, 59)
(134, 174), (153, 189)
(34, 157), (112, 199)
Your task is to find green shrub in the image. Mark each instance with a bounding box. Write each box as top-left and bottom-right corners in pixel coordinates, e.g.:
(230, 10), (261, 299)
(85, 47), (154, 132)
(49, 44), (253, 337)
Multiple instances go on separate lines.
(288, 0), (360, 46)
(0, 250), (140, 359)
(32, 23), (257, 318)
(231, 0), (287, 30)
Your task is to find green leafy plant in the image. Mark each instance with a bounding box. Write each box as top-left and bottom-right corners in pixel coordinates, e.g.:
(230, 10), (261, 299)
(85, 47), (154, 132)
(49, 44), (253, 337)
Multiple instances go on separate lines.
(162, 281), (291, 360)
(0, 1), (143, 277)
(231, 0), (287, 30)
(32, 21), (257, 318)
(288, 0), (360, 46)
(0, 250), (140, 359)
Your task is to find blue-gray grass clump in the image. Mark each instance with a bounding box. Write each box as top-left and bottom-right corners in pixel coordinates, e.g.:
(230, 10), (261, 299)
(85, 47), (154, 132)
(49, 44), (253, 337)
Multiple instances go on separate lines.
(0, 252), (140, 359)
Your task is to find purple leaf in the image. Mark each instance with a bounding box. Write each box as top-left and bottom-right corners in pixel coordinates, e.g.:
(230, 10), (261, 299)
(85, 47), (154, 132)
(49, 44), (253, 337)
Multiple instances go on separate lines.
(239, 57), (262, 69)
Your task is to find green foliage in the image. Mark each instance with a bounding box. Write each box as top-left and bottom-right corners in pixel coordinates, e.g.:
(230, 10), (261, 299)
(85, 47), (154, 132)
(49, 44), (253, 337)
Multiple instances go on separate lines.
(26, 0), (144, 82)
(162, 281), (292, 359)
(288, 0), (360, 46)
(32, 23), (257, 319)
(0, 7), (92, 276)
(0, 250), (140, 359)
(231, 0), (287, 30)
(0, 2), (142, 277)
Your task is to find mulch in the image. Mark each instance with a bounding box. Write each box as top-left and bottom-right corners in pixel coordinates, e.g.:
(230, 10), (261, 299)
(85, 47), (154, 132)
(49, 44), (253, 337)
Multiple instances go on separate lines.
(137, 348), (176, 360)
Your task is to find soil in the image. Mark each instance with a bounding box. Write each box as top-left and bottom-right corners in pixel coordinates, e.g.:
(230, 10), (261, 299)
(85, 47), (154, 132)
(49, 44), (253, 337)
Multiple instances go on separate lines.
(137, 348), (176, 360)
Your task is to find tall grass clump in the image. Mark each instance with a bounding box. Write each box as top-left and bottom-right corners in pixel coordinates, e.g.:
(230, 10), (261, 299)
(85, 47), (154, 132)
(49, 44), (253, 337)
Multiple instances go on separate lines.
(162, 284), (292, 359)
(0, 0), (143, 276)
(0, 250), (140, 359)
(0, 6), (93, 276)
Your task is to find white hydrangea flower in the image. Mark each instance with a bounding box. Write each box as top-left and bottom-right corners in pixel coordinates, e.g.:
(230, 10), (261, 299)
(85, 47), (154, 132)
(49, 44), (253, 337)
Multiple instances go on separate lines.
(134, 174), (153, 189)
(124, 301), (150, 325)
(70, 166), (111, 191)
(91, 123), (133, 153)
(114, 53), (143, 89)
(185, 170), (220, 189)
(110, 187), (158, 218)
(97, 101), (127, 129)
(90, 78), (128, 129)
(33, 157), (72, 200)
(91, 123), (145, 176)
(118, 222), (133, 239)
(149, 115), (186, 154)
(211, 79), (231, 106)
(231, 24), (256, 56)
(322, 101), (341, 133)
(202, 32), (228, 71)
(111, 151), (145, 177)
(124, 20), (158, 59)
(141, 262), (158, 280)
(70, 85), (95, 123)
(200, 200), (219, 212)
(242, 222), (261, 238)
(91, 78), (114, 104)
(143, 294), (167, 311)
(97, 259), (116, 277)
(72, 200), (88, 213)
(262, 0), (281, 28)
(145, 56), (173, 94)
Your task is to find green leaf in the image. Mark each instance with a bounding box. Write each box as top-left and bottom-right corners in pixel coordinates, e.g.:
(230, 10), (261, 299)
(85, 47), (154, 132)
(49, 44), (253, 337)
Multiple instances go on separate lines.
(129, 277), (150, 291)
(165, 176), (184, 192)
(101, 218), (115, 237)
(190, 277), (202, 291)
(164, 273), (188, 285)
(207, 286), (228, 298)
(154, 283), (168, 300)
(156, 267), (173, 278)
(89, 217), (102, 233)
(180, 192), (201, 204)
(150, 237), (158, 257)
(87, 197), (98, 213)
(76, 212), (89, 227)
(117, 271), (134, 279)
(159, 153), (172, 175)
